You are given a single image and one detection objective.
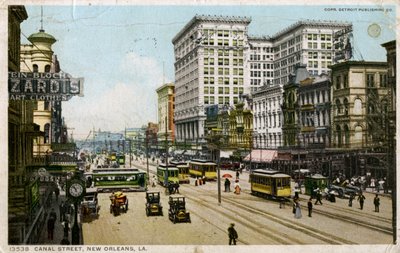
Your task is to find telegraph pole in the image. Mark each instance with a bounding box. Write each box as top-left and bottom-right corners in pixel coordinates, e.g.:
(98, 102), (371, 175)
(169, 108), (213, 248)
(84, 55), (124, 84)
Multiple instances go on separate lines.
(164, 116), (169, 188)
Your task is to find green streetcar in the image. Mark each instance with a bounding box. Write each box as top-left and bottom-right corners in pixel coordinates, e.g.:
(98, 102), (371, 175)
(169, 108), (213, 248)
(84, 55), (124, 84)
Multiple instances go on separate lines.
(86, 168), (147, 192)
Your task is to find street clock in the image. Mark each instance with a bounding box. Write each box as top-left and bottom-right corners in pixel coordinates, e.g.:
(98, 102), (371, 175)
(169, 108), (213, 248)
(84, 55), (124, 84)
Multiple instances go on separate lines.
(67, 179), (85, 200)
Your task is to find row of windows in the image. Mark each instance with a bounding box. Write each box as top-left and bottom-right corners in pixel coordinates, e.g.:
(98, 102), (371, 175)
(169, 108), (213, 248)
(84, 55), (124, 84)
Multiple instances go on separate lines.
(308, 52), (333, 59)
(203, 96), (240, 105)
(250, 63), (273, 69)
(203, 29), (245, 38)
(307, 33), (332, 41)
(307, 42), (332, 49)
(307, 60), (332, 69)
(203, 86), (244, 95)
(203, 77), (245, 85)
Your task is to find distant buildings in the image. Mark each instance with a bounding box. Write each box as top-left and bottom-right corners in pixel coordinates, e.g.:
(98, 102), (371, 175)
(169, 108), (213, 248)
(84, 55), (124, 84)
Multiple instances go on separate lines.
(156, 83), (175, 144)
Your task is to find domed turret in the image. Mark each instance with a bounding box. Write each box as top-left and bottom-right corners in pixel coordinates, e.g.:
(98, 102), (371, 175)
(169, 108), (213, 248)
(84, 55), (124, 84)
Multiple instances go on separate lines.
(28, 29), (56, 44)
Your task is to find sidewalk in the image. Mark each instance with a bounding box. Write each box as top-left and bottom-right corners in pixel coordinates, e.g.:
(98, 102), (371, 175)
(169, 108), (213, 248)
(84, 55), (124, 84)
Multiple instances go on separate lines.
(38, 187), (72, 245)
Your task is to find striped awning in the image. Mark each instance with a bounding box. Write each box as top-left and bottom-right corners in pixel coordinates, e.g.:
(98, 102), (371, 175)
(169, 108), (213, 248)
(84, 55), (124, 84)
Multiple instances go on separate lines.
(243, 149), (277, 163)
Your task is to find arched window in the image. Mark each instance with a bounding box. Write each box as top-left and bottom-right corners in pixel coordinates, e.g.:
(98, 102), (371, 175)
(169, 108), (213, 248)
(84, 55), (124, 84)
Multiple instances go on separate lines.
(354, 126), (363, 147)
(44, 65), (51, 72)
(336, 125), (342, 147)
(344, 125), (350, 146)
(44, 123), (50, 144)
(354, 98), (362, 115)
(367, 103), (375, 114)
(335, 75), (341, 90)
(336, 99), (342, 115)
(33, 64), (38, 72)
(343, 98), (349, 115)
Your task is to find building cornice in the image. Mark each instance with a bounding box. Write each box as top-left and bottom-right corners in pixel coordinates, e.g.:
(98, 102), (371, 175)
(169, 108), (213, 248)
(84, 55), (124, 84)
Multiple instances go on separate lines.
(271, 19), (352, 41)
(329, 61), (388, 70)
(172, 14), (251, 44)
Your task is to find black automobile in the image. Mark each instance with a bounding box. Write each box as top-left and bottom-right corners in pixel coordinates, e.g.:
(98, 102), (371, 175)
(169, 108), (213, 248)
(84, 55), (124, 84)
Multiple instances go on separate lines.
(145, 192), (163, 216)
(328, 185), (361, 198)
(168, 196), (191, 224)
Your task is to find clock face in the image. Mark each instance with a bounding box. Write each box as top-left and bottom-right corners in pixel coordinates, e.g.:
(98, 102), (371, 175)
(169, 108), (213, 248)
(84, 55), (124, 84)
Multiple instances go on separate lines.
(69, 183), (84, 197)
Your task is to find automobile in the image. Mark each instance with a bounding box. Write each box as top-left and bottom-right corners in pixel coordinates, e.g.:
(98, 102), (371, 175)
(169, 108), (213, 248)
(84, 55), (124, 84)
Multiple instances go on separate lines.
(145, 192), (163, 216)
(168, 196), (191, 224)
(109, 191), (128, 216)
(81, 187), (99, 218)
(327, 185), (361, 198)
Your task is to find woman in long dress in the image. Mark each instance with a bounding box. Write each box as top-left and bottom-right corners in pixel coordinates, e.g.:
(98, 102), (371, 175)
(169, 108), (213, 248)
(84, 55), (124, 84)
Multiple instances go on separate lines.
(234, 180), (241, 195)
(294, 200), (302, 219)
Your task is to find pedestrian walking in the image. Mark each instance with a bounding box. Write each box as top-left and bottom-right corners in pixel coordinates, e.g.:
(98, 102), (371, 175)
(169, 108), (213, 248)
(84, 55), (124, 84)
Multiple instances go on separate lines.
(314, 190), (323, 205)
(348, 193), (354, 207)
(59, 201), (66, 222)
(47, 216), (55, 240)
(374, 194), (380, 212)
(63, 221), (70, 238)
(54, 187), (60, 202)
(224, 178), (231, 192)
(307, 198), (313, 217)
(236, 170), (240, 180)
(234, 180), (241, 195)
(294, 200), (302, 219)
(49, 208), (57, 221)
(228, 223), (238, 245)
(358, 193), (366, 210)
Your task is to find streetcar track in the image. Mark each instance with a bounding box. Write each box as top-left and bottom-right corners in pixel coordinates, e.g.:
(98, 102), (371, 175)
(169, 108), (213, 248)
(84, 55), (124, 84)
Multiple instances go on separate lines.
(184, 184), (356, 245)
(187, 208), (251, 245)
(135, 162), (392, 239)
(183, 188), (304, 244)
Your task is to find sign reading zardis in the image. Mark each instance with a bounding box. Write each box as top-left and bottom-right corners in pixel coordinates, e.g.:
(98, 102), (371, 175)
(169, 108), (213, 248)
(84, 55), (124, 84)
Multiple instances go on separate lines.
(8, 72), (84, 101)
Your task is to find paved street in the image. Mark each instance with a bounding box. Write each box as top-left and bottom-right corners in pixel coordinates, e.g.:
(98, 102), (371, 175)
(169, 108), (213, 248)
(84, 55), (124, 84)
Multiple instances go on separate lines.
(81, 159), (393, 245)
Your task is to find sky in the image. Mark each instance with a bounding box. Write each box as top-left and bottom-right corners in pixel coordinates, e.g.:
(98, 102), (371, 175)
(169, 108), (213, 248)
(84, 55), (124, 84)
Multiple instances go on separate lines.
(19, 3), (396, 140)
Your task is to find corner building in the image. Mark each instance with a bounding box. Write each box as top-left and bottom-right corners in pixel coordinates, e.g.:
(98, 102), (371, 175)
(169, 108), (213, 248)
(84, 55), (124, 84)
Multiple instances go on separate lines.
(172, 15), (251, 144)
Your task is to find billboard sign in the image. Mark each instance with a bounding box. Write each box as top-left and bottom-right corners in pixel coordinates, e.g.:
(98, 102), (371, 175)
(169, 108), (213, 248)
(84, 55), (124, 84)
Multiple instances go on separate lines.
(8, 72), (84, 101)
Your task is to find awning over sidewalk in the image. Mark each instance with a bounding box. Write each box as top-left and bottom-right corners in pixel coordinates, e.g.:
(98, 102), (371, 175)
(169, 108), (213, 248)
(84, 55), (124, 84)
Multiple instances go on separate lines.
(243, 149), (277, 163)
(220, 150), (233, 158)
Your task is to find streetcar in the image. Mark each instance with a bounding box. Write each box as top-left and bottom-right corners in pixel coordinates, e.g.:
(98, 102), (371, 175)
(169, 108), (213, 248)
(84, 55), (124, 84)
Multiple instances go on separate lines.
(249, 169), (291, 199)
(109, 152), (117, 162)
(86, 168), (147, 192)
(117, 153), (125, 166)
(170, 161), (190, 184)
(188, 159), (217, 180)
(156, 163), (179, 186)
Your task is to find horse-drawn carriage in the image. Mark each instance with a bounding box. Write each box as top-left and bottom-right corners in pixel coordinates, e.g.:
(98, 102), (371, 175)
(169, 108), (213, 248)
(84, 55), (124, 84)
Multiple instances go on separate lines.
(109, 191), (128, 216)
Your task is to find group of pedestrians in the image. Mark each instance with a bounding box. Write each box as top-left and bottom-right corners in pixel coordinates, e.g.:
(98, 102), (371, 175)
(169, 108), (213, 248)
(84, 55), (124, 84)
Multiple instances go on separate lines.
(46, 185), (72, 244)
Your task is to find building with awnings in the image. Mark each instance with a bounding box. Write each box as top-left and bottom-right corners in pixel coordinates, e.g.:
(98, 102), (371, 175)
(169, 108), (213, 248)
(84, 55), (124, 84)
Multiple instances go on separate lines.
(243, 149), (277, 163)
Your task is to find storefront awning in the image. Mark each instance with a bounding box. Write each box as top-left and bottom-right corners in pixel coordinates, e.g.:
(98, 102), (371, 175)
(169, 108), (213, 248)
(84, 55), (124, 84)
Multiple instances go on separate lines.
(220, 150), (233, 158)
(243, 149), (277, 163)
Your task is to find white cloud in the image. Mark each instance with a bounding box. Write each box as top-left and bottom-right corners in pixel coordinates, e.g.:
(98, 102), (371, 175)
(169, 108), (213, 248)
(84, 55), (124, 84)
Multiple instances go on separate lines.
(63, 52), (169, 139)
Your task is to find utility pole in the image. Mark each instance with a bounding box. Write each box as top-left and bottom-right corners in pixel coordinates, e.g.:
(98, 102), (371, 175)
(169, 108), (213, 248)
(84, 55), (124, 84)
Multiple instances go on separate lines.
(146, 129), (149, 184)
(164, 116), (169, 188)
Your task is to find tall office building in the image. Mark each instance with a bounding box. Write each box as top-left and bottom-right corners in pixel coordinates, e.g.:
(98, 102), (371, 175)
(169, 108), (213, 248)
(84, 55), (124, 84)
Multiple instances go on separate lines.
(248, 36), (274, 93)
(172, 15), (251, 143)
(271, 20), (352, 86)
